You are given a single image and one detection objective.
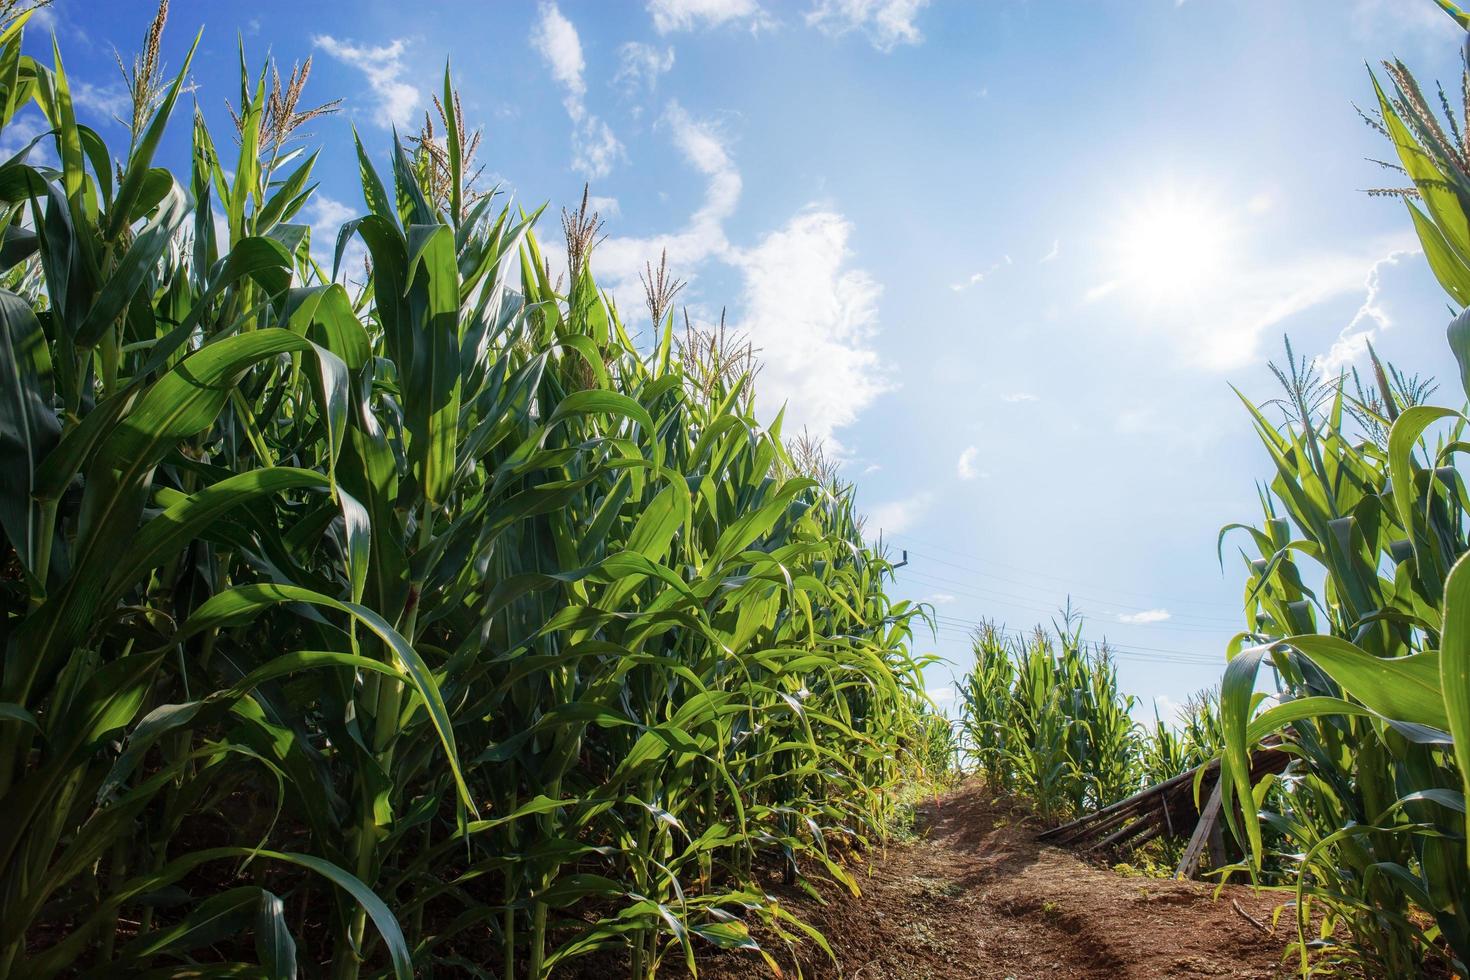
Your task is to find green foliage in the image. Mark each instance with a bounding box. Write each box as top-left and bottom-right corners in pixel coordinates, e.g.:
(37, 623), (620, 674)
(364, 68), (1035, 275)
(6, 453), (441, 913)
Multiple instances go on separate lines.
(0, 10), (935, 978)
(1214, 23), (1470, 975)
(956, 617), (1200, 824)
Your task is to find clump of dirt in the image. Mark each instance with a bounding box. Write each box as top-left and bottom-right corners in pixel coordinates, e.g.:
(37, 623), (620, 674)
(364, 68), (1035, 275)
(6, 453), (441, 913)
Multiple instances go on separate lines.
(683, 780), (1293, 979)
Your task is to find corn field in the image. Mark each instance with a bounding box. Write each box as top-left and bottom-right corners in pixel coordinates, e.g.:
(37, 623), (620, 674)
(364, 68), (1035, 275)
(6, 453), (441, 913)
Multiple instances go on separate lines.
(957, 617), (1223, 828)
(0, 6), (944, 977)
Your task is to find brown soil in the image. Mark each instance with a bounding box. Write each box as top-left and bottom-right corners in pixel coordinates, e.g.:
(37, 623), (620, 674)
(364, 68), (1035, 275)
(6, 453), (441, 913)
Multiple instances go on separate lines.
(685, 779), (1294, 979)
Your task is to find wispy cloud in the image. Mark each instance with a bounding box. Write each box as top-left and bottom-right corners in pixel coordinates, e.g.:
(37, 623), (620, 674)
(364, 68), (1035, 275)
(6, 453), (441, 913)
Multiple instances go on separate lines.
(648, 0), (774, 33)
(313, 35), (421, 130)
(532, 3), (623, 178)
(595, 101), (741, 315)
(950, 254), (1011, 292)
(956, 445), (981, 480)
(1349, 0), (1457, 46)
(587, 194), (621, 218)
(1040, 239), (1060, 263)
(592, 100), (890, 444)
(925, 592), (956, 605)
(1118, 608), (1170, 625)
(0, 110), (56, 166)
(807, 0), (929, 50)
(614, 42), (676, 95)
(1000, 392), (1037, 403)
(1321, 248), (1417, 371)
(1085, 226), (1418, 370)
(1083, 278), (1121, 303)
(865, 490), (932, 535)
(306, 193), (365, 277)
(1194, 242), (1418, 370)
(71, 81), (129, 123)
(532, 2), (586, 94)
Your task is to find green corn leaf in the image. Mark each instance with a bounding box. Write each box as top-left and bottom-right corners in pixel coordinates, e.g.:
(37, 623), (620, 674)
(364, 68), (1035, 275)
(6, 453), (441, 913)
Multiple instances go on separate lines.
(0, 288), (59, 580)
(1434, 0), (1470, 30)
(76, 177), (190, 348)
(1441, 551), (1470, 869)
(256, 891), (298, 980)
(176, 583), (478, 818)
(1281, 634), (1449, 730)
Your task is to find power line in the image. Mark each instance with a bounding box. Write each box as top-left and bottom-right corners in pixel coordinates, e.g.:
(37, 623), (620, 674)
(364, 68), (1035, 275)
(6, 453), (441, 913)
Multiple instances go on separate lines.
(928, 628), (1222, 669)
(900, 569), (1240, 634)
(900, 553), (1242, 626)
(887, 532), (1243, 614)
(904, 570), (1234, 634)
(926, 616), (1227, 667)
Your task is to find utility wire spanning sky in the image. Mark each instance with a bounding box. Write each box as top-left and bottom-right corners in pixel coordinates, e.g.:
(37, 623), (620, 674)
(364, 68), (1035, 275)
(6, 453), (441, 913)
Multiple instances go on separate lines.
(34, 0), (1466, 721)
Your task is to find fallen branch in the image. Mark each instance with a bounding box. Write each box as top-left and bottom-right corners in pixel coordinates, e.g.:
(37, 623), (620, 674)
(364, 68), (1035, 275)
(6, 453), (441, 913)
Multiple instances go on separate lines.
(1231, 898), (1272, 936)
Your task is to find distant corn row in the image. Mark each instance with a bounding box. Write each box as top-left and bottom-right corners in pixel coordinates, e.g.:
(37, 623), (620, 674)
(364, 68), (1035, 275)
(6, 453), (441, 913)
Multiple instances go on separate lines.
(0, 7), (938, 977)
(1214, 12), (1470, 974)
(956, 618), (1222, 827)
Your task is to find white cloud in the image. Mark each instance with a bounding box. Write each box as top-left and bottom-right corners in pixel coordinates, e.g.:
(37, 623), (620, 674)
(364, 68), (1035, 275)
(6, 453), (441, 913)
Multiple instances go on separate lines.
(648, 0), (773, 33)
(531, 3), (623, 178)
(1040, 239), (1060, 263)
(71, 81), (129, 123)
(313, 35), (421, 130)
(928, 685), (955, 704)
(956, 445), (981, 480)
(1000, 392), (1037, 403)
(1086, 223), (1417, 370)
(594, 101), (741, 315)
(0, 110), (55, 166)
(733, 208), (890, 441)
(865, 491), (932, 536)
(1321, 248), (1416, 372)
(307, 194), (367, 280)
(573, 117), (622, 179)
(531, 3), (586, 95)
(806, 0), (929, 50)
(614, 42), (675, 94)
(1349, 0), (1455, 44)
(310, 194), (356, 230)
(1117, 608), (1171, 625)
(591, 101), (889, 442)
(1187, 242), (1415, 370)
(924, 593), (956, 605)
(950, 254), (1011, 292)
(587, 194), (621, 218)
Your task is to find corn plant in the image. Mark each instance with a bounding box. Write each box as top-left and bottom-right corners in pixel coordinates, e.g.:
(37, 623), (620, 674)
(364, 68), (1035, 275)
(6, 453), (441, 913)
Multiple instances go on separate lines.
(1139, 690), (1222, 788)
(1215, 10), (1470, 972)
(0, 6), (936, 977)
(957, 618), (1150, 823)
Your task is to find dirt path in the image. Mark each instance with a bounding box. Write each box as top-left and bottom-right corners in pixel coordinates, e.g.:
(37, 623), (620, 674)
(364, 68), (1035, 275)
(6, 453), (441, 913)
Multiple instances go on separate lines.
(697, 780), (1293, 979)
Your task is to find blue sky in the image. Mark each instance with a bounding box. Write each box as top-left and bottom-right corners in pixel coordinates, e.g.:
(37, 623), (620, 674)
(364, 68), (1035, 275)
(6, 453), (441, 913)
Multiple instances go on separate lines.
(34, 0), (1466, 720)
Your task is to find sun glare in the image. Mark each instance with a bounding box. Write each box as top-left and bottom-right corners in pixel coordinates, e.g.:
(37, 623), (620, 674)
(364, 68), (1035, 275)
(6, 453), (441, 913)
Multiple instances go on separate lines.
(1113, 190), (1233, 305)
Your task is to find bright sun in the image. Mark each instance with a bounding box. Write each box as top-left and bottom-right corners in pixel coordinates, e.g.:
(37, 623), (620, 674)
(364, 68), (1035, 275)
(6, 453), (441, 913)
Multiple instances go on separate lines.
(1113, 190), (1233, 305)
